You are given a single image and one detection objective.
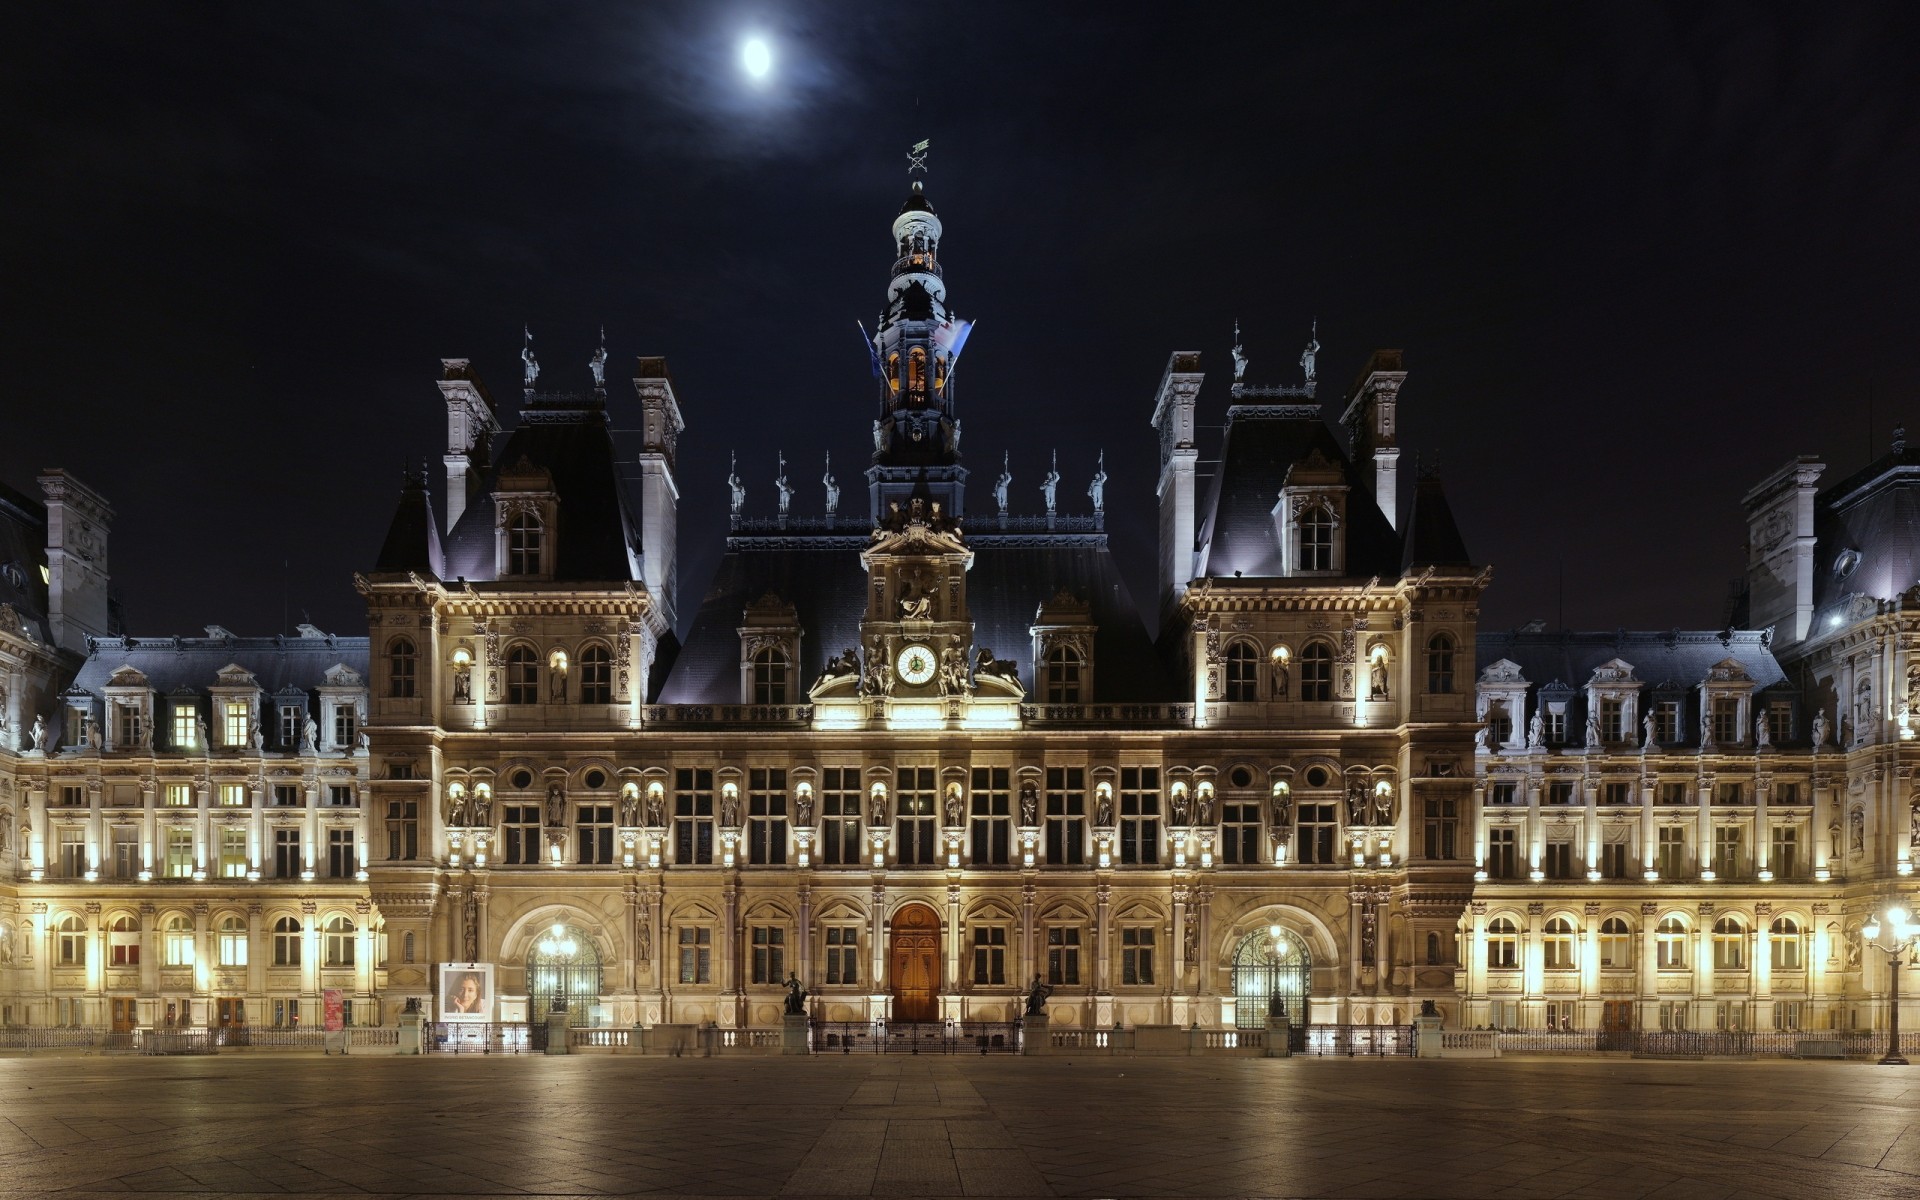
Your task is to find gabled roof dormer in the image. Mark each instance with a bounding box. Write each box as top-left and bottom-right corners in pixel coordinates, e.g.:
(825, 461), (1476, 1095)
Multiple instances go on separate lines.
(494, 457), (558, 581)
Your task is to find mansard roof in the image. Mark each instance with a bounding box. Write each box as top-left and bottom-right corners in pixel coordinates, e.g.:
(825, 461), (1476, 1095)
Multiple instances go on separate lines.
(1399, 475), (1473, 571)
(0, 477), (53, 645)
(1193, 405), (1401, 579)
(1811, 445), (1920, 614)
(438, 396), (643, 583)
(71, 632), (371, 700)
(1475, 630), (1787, 696)
(373, 471), (445, 577)
(657, 530), (1175, 704)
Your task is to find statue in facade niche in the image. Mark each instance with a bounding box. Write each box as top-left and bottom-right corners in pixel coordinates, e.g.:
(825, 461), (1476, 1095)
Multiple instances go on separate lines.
(1346, 783), (1368, 827)
(1585, 714), (1603, 748)
(1813, 709), (1829, 748)
(636, 914), (651, 964)
(1095, 791), (1113, 829)
(302, 716), (317, 751)
(29, 715), (44, 752)
(200, 717), (213, 754)
(1526, 710), (1544, 750)
(1019, 780), (1038, 826)
(1370, 659), (1389, 700)
(1270, 789), (1293, 827)
(795, 789), (813, 827)
(1755, 714), (1772, 749)
(870, 788), (888, 827)
(1196, 788), (1215, 827)
(872, 419), (884, 453)
(1850, 808), (1865, 854)
(1909, 797), (1920, 848)
(645, 789), (664, 828)
(1169, 787), (1190, 826)
(950, 419), (962, 455)
(471, 788), (491, 828)
(944, 785), (964, 828)
(1642, 712), (1655, 749)
(452, 665), (471, 702)
(619, 788), (640, 828)
(720, 790), (739, 827)
(545, 783), (566, 828)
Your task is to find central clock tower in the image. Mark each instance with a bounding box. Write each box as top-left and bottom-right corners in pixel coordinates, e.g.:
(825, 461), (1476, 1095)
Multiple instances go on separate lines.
(858, 496), (975, 699)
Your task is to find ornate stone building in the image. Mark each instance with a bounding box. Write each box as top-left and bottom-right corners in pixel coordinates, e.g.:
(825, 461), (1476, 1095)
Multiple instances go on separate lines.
(2, 175), (1913, 1037)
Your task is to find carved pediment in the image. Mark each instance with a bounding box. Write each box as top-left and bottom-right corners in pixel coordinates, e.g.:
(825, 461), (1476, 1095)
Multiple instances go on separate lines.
(1479, 658), (1527, 684)
(1588, 658), (1638, 685)
(1704, 658), (1752, 683)
(322, 663), (363, 687)
(106, 666), (151, 689)
(213, 663), (257, 687)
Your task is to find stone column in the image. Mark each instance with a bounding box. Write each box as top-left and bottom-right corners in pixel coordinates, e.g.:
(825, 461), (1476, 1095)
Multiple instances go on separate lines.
(1754, 776), (1772, 876)
(796, 882), (813, 995)
(1347, 891), (1363, 1000)
(1696, 773), (1714, 878)
(721, 877), (739, 1026)
(1523, 902), (1543, 1027)
(1018, 882), (1036, 994)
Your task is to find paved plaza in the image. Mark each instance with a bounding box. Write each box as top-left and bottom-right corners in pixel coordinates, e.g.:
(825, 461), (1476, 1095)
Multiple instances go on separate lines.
(1, 1054), (1918, 1199)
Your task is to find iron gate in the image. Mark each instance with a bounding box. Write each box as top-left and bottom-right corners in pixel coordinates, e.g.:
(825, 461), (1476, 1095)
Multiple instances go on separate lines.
(1231, 928), (1313, 1030)
(525, 926), (604, 1026)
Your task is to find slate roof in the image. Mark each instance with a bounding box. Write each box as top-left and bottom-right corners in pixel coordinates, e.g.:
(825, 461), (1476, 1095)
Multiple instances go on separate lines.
(1476, 629), (1802, 745)
(1192, 405), (1404, 580)
(1812, 450), (1920, 612)
(432, 396), (642, 584)
(373, 472), (445, 577)
(1400, 475), (1473, 571)
(657, 530), (1175, 704)
(0, 478), (52, 644)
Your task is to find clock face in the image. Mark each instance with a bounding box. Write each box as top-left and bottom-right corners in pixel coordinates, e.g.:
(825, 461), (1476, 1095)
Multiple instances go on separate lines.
(896, 644), (938, 686)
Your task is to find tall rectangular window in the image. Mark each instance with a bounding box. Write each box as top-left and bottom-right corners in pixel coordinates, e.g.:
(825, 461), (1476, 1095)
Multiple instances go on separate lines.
(503, 804), (541, 865)
(1770, 825), (1799, 878)
(750, 926), (785, 984)
(1546, 782), (1575, 806)
(327, 828), (356, 878)
(1045, 767), (1085, 865)
(971, 925), (1007, 985)
(219, 783), (248, 807)
(165, 827), (194, 878)
(274, 827), (302, 878)
(164, 782), (194, 808)
(1297, 802), (1336, 865)
(57, 828), (86, 878)
(748, 768), (788, 865)
(327, 786), (356, 808)
(1766, 701), (1793, 744)
(1600, 698), (1624, 742)
(895, 767), (937, 867)
(273, 784), (302, 808)
(1486, 826), (1518, 879)
(969, 767), (1011, 865)
(674, 768), (715, 865)
(1656, 827), (1687, 878)
(1543, 840), (1574, 880)
(678, 926), (712, 984)
(1047, 926), (1081, 985)
(576, 804), (614, 865)
(1602, 782), (1633, 807)
(224, 701), (250, 747)
(219, 827), (248, 878)
(1122, 927), (1155, 985)
(820, 768), (862, 865)
(117, 703), (144, 748)
(172, 704), (198, 749)
(1652, 701), (1679, 743)
(1710, 697), (1739, 743)
(333, 704), (357, 750)
(1544, 707), (1567, 745)
(386, 799), (418, 861)
(1119, 767), (1160, 865)
(1220, 800), (1260, 864)
(825, 926), (859, 985)
(1600, 841), (1629, 879)
(1422, 796), (1457, 860)
(111, 826), (139, 879)
(1713, 827), (1742, 877)
(1488, 782), (1518, 806)
(1659, 782), (1690, 806)
(279, 705), (304, 748)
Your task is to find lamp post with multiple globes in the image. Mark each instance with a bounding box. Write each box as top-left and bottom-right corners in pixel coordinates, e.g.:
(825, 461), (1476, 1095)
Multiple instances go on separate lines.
(537, 924), (578, 1017)
(1861, 903), (1916, 1066)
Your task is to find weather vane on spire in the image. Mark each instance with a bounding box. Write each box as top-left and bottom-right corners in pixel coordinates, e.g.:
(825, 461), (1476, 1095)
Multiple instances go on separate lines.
(907, 138), (930, 174)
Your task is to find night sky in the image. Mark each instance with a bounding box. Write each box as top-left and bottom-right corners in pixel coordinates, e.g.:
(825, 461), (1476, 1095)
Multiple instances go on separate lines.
(5, 3), (1919, 642)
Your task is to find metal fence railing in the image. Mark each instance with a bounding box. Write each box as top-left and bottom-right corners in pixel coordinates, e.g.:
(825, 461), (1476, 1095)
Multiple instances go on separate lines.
(427, 1022), (531, 1054)
(811, 1020), (1021, 1054)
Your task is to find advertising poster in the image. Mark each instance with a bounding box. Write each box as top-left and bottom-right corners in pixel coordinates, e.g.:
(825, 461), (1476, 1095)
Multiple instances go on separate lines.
(322, 988), (344, 1032)
(438, 962), (493, 1022)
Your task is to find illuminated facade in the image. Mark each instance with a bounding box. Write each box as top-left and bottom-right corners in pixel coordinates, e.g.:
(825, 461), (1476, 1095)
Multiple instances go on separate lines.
(2, 179), (1913, 1038)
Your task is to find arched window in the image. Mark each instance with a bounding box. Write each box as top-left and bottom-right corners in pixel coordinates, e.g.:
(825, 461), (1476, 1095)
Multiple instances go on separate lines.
(1543, 917), (1577, 969)
(1425, 931), (1443, 965)
(1656, 916), (1688, 969)
(1044, 644), (1083, 704)
(507, 511), (543, 576)
(1300, 641), (1334, 702)
(1486, 917), (1518, 968)
(1224, 642), (1259, 702)
(323, 915), (356, 968)
(1712, 916), (1746, 970)
(751, 646), (790, 705)
(273, 916), (302, 967)
(1426, 632), (1457, 694)
(109, 914), (140, 966)
(906, 348), (928, 405)
(506, 644), (539, 705)
(403, 930), (416, 963)
(387, 637), (416, 699)
(1299, 505), (1334, 571)
(1769, 917), (1802, 970)
(56, 914), (86, 965)
(162, 914), (194, 966)
(217, 915), (248, 967)
(578, 645), (612, 705)
(1599, 917), (1632, 968)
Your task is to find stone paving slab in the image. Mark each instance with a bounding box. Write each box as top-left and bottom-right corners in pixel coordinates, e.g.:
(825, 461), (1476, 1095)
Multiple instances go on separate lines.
(3, 1055), (1919, 1197)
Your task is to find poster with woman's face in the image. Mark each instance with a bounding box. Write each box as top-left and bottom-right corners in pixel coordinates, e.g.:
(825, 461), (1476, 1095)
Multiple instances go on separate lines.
(439, 963), (493, 1021)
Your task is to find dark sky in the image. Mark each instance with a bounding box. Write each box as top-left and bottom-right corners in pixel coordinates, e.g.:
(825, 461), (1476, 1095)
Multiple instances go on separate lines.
(5, 2), (1919, 641)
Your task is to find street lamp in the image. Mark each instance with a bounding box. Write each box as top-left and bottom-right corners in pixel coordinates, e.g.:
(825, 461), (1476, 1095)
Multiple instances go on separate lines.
(537, 924), (578, 1016)
(1861, 904), (1916, 1066)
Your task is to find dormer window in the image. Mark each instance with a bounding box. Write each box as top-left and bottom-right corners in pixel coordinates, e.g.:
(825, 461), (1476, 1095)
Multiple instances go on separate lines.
(751, 646), (790, 705)
(172, 702), (198, 749)
(223, 701), (251, 747)
(1710, 696), (1740, 743)
(1044, 644), (1084, 703)
(116, 703), (143, 747)
(507, 511), (543, 576)
(1299, 507), (1334, 571)
(333, 703), (358, 749)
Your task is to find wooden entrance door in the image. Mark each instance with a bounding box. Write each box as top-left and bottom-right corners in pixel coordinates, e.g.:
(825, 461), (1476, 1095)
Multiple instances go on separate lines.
(888, 904), (941, 1022)
(1601, 1001), (1633, 1031)
(110, 998), (137, 1032)
(216, 998), (246, 1028)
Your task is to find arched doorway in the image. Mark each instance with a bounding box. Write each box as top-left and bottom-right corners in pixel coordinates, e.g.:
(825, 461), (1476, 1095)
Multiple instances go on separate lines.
(888, 903), (941, 1022)
(526, 924), (603, 1027)
(1231, 926), (1312, 1030)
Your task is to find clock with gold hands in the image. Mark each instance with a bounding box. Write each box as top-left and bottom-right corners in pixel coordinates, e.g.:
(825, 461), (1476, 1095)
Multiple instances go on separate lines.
(895, 643), (937, 686)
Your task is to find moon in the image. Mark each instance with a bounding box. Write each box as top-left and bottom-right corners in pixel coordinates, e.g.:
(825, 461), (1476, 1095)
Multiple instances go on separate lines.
(741, 37), (772, 80)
